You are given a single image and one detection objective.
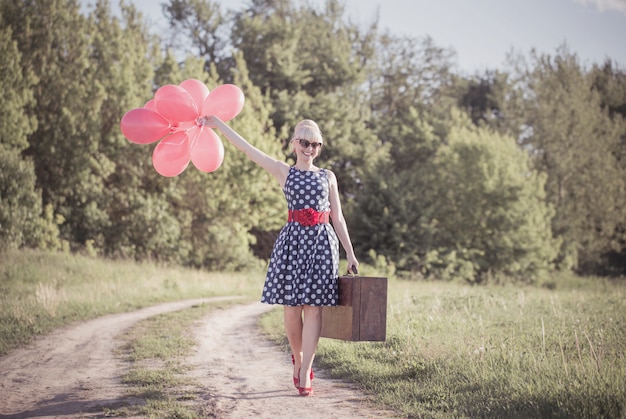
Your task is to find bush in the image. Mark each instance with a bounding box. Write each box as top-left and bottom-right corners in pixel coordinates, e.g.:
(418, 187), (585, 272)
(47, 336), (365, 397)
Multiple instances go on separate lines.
(0, 148), (62, 251)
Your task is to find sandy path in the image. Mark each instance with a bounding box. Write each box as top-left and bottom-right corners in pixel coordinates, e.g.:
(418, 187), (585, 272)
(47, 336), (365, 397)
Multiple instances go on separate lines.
(0, 298), (393, 418)
(185, 302), (390, 418)
(0, 297), (237, 418)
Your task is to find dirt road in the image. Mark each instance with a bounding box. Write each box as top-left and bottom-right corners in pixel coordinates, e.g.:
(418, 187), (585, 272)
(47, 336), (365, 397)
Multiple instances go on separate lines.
(0, 298), (392, 418)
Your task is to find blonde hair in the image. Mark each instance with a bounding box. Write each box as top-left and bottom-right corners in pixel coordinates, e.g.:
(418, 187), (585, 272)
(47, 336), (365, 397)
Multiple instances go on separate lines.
(291, 119), (323, 144)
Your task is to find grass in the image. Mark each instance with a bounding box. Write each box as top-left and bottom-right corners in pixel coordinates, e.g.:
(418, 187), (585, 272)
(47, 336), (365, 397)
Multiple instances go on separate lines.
(262, 272), (626, 418)
(111, 301), (232, 417)
(2, 249), (625, 418)
(0, 248), (261, 356)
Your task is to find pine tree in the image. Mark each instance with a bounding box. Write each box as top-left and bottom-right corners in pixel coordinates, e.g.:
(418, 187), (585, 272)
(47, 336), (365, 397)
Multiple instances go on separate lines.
(519, 49), (626, 272)
(3, 0), (112, 248)
(0, 23), (61, 251)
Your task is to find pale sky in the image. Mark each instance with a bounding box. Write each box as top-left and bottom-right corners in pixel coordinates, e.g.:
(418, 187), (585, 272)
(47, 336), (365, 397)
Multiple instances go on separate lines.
(85, 0), (626, 74)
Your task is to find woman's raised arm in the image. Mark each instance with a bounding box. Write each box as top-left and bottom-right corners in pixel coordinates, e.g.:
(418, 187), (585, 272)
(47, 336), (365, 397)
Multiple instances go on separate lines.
(204, 115), (290, 186)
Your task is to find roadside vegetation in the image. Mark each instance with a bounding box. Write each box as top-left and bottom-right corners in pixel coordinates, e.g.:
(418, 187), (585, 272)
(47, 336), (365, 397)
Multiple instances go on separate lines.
(0, 249), (259, 357)
(114, 301), (231, 418)
(3, 1), (626, 282)
(2, 250), (625, 418)
(261, 270), (626, 418)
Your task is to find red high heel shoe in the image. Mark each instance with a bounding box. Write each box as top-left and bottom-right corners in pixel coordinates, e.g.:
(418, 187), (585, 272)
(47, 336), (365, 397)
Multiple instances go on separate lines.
(297, 368), (313, 397)
(298, 385), (313, 397)
(291, 354), (314, 382)
(291, 355), (299, 388)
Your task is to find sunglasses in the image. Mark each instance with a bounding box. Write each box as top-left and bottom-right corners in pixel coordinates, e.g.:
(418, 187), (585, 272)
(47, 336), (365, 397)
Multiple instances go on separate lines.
(297, 139), (323, 149)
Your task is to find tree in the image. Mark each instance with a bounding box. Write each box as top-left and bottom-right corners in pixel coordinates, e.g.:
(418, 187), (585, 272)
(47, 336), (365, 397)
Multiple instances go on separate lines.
(457, 70), (517, 129)
(517, 49), (626, 273)
(0, 24), (61, 251)
(588, 60), (626, 274)
(350, 33), (457, 272)
(590, 59), (626, 119)
(0, 148), (63, 252)
(170, 53), (287, 270)
(0, 26), (36, 154)
(165, 0), (382, 200)
(3, 0), (113, 249)
(88, 0), (185, 261)
(367, 34), (457, 126)
(423, 112), (558, 282)
(230, 0), (375, 129)
(351, 110), (558, 283)
(348, 107), (431, 270)
(365, 33), (459, 174)
(162, 0), (227, 73)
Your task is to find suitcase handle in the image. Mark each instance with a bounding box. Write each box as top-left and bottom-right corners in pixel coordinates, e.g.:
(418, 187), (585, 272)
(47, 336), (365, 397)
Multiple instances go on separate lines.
(347, 265), (359, 275)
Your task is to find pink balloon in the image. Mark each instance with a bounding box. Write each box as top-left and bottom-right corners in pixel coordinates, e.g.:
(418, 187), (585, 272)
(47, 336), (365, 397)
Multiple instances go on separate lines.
(190, 128), (225, 173)
(152, 131), (191, 177)
(144, 99), (158, 112)
(120, 108), (171, 144)
(154, 84), (199, 123)
(180, 79), (210, 110)
(201, 84), (245, 122)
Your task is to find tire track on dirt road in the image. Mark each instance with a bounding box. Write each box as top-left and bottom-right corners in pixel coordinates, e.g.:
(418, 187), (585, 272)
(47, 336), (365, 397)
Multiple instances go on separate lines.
(0, 298), (395, 418)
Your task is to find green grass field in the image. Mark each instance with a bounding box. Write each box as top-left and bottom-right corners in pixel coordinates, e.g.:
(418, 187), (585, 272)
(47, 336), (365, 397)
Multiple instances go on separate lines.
(1, 249), (624, 418)
(0, 249), (259, 356)
(261, 274), (626, 418)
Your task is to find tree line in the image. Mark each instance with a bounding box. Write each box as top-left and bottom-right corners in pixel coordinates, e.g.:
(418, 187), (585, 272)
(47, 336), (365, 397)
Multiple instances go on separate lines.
(1, 0), (625, 282)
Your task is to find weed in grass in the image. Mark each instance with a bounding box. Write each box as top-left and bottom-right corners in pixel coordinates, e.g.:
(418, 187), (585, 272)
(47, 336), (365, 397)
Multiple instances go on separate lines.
(35, 282), (62, 317)
(142, 399), (197, 419)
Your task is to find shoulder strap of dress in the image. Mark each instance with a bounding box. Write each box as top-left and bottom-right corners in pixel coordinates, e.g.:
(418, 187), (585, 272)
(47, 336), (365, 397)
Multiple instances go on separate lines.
(321, 168), (331, 186)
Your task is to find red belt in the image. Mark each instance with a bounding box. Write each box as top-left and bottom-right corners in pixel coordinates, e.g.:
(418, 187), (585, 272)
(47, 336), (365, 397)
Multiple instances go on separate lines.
(288, 208), (330, 227)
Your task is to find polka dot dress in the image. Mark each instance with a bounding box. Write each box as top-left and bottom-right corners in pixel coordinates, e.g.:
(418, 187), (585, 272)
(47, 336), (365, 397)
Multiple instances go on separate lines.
(262, 167), (340, 306)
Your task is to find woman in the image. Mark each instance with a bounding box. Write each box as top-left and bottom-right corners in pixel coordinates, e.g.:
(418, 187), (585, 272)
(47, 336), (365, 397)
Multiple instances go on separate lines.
(205, 116), (359, 397)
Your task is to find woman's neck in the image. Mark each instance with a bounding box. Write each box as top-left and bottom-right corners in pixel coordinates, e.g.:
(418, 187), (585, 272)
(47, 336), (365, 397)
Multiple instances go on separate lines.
(294, 160), (316, 171)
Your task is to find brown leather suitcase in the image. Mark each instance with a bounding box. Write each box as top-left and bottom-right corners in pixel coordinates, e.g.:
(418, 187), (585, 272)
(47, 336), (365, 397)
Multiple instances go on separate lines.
(321, 276), (388, 341)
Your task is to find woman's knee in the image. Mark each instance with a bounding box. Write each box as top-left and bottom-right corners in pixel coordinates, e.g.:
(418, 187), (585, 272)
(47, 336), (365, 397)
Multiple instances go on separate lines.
(303, 305), (322, 320)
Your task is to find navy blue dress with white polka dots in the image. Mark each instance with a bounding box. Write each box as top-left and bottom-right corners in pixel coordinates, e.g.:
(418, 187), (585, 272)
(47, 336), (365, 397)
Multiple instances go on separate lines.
(262, 167), (340, 306)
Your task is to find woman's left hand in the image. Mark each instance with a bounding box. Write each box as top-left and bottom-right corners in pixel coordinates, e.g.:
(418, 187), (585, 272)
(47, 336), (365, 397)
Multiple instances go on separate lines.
(347, 257), (359, 275)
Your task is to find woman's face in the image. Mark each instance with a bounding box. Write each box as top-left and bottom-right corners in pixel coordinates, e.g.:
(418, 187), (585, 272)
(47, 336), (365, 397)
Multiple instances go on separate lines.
(293, 138), (323, 161)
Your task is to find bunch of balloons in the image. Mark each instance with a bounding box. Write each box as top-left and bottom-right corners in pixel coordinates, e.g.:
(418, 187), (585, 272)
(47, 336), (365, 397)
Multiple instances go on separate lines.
(120, 79), (244, 177)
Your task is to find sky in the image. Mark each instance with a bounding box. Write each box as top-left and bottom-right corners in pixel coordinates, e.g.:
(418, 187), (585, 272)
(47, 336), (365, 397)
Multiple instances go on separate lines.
(88, 0), (626, 74)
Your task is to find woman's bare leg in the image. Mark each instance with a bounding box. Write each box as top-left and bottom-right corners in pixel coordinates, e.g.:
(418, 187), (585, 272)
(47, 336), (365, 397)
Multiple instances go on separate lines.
(284, 306), (304, 378)
(299, 305), (322, 389)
